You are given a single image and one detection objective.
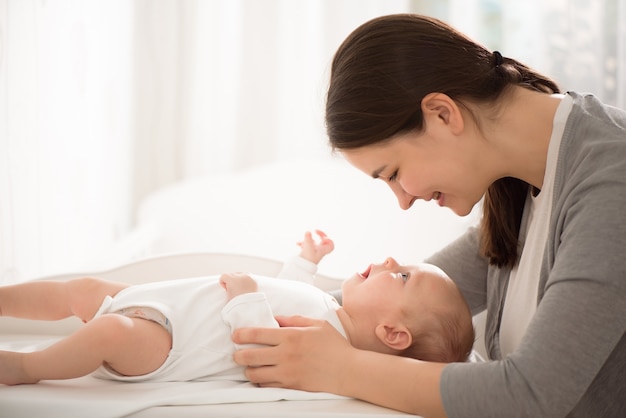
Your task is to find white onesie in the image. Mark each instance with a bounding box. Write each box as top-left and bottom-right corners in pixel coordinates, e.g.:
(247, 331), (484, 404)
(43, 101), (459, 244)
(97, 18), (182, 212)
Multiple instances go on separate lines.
(91, 257), (343, 382)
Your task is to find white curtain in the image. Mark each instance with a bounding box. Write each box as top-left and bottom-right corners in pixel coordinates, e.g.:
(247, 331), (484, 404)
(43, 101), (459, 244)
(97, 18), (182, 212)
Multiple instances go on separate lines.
(129, 0), (416, 209)
(1, 0), (134, 282)
(442, 0), (626, 108)
(1, 0), (624, 282)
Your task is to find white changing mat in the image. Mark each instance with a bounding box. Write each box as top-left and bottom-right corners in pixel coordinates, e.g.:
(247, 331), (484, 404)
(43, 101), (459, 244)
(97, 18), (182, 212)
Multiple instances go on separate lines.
(0, 336), (343, 418)
(0, 335), (419, 418)
(0, 375), (349, 418)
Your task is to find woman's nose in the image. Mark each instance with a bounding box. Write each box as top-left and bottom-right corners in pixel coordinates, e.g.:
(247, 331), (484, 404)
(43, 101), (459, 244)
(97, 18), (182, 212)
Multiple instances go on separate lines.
(390, 185), (415, 210)
(384, 257), (399, 268)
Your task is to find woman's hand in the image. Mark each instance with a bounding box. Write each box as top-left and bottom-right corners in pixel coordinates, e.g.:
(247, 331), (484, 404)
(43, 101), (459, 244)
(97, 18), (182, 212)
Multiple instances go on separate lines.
(233, 315), (447, 417)
(232, 315), (353, 393)
(219, 273), (258, 301)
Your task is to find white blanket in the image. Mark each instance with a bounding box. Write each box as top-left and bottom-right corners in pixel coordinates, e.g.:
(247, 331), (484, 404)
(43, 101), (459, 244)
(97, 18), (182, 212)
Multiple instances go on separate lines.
(0, 336), (347, 418)
(1, 377), (347, 418)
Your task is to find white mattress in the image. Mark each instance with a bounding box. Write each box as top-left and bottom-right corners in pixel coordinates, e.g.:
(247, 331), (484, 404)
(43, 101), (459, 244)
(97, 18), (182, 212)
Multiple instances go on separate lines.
(0, 371), (414, 418)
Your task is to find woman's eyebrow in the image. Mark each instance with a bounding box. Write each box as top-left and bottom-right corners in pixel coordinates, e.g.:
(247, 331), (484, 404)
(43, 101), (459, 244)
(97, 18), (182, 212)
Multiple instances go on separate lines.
(371, 165), (387, 179)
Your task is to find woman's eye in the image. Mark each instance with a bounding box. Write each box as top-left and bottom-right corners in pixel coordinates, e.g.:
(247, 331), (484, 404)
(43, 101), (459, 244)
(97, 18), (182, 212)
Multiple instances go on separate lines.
(388, 170), (398, 182)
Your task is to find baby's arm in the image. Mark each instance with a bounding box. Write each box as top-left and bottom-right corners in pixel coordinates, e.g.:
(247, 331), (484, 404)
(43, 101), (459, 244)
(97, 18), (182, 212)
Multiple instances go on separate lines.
(297, 230), (335, 264)
(220, 273), (279, 349)
(276, 230), (335, 283)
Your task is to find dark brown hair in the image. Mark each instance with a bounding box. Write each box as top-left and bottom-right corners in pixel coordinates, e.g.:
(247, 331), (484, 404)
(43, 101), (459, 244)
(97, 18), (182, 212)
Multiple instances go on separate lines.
(326, 14), (560, 267)
(401, 302), (476, 363)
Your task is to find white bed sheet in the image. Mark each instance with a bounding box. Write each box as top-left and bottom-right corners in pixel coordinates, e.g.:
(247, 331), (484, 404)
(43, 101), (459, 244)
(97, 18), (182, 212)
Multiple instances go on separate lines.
(0, 341), (400, 418)
(0, 253), (421, 418)
(0, 369), (412, 418)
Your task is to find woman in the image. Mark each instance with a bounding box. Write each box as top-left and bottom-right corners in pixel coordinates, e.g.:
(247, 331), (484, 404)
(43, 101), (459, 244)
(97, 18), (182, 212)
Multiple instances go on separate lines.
(232, 14), (626, 417)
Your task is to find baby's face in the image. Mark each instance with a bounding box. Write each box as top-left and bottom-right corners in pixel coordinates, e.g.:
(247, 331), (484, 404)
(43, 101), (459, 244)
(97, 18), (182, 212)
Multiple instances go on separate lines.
(341, 258), (463, 325)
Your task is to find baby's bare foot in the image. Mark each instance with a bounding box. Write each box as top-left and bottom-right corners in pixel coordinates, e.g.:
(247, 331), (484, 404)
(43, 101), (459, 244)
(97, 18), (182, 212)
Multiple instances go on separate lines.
(0, 351), (40, 385)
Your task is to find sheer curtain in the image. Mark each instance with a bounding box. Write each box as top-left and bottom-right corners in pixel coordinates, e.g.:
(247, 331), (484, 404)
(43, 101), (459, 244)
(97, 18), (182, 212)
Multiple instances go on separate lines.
(1, 0), (624, 283)
(1, 0), (134, 282)
(441, 0), (626, 108)
(0, 0), (415, 282)
(135, 0), (625, 193)
(129, 0), (416, 209)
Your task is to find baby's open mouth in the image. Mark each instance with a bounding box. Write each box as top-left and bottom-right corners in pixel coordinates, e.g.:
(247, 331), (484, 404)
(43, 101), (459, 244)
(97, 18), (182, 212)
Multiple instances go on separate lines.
(359, 264), (371, 279)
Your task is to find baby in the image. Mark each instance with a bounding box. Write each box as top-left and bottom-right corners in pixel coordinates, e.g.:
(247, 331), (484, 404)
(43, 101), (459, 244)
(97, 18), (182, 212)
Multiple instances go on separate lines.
(0, 230), (474, 385)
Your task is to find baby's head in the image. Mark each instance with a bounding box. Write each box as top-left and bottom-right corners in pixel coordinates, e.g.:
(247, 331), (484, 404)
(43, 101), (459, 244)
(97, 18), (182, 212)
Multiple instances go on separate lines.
(340, 258), (474, 363)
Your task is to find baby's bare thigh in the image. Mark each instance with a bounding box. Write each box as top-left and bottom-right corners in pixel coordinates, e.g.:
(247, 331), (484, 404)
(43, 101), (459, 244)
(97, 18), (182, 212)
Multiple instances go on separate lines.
(104, 316), (172, 377)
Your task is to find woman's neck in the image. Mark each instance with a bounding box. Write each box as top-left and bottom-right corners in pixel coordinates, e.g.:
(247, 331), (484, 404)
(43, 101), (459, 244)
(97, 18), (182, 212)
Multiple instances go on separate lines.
(482, 87), (564, 189)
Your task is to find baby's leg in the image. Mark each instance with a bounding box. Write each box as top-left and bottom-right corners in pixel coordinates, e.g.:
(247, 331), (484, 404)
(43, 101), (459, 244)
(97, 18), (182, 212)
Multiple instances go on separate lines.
(0, 313), (171, 385)
(0, 277), (128, 322)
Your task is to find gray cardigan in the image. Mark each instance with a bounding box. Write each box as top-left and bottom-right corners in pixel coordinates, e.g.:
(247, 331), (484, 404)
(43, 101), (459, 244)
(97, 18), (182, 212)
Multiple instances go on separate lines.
(428, 92), (626, 417)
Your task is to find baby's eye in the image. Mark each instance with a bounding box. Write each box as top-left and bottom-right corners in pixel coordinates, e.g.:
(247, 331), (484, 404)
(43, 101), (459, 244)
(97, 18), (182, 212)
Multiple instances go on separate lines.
(397, 272), (410, 282)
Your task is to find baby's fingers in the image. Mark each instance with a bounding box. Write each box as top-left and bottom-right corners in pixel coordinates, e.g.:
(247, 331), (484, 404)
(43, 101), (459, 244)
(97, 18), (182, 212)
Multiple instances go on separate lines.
(296, 231), (314, 247)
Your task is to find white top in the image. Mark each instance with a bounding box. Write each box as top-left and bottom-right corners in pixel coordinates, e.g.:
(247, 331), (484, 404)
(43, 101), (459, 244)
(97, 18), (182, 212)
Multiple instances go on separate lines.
(499, 94), (573, 356)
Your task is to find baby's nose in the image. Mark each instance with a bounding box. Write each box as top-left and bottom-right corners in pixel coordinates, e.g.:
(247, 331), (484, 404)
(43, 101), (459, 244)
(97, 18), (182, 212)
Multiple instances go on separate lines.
(384, 257), (399, 268)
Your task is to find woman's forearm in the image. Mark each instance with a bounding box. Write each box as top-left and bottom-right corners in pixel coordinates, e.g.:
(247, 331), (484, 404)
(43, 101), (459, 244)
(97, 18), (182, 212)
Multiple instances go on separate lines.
(339, 349), (448, 418)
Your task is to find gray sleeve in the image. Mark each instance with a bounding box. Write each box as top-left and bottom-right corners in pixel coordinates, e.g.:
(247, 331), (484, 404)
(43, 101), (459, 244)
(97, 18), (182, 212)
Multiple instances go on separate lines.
(425, 226), (489, 315)
(440, 117), (626, 417)
(441, 274), (625, 417)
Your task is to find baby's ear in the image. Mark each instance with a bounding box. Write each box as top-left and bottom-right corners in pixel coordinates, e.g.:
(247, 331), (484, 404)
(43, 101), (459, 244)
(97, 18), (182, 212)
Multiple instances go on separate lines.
(375, 324), (412, 351)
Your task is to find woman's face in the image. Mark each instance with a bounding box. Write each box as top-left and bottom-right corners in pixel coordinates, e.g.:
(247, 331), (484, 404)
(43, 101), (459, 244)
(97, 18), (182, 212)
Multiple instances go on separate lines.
(341, 129), (489, 216)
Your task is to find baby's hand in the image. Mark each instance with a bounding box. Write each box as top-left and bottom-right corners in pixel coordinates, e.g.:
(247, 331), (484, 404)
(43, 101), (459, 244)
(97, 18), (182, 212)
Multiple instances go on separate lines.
(219, 273), (258, 301)
(297, 229), (335, 264)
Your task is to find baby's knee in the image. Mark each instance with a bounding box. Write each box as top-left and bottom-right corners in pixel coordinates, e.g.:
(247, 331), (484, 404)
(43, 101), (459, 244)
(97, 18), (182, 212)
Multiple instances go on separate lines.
(67, 277), (103, 294)
(67, 277), (122, 322)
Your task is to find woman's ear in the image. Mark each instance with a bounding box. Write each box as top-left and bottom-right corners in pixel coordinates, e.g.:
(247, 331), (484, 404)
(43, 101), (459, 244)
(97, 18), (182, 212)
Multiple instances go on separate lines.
(421, 92), (464, 135)
(375, 323), (412, 351)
